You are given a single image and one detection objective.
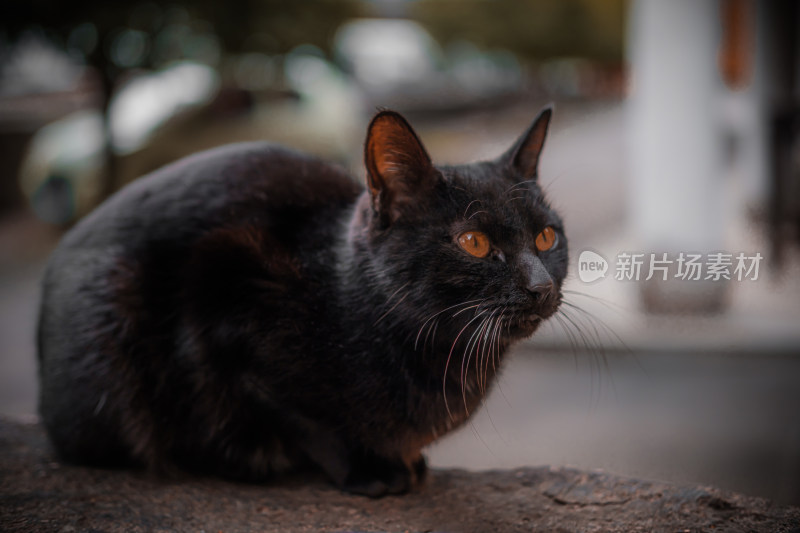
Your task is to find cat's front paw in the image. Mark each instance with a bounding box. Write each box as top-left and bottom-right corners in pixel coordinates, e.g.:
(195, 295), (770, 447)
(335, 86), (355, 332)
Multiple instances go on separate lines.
(412, 455), (428, 484)
(341, 453), (426, 498)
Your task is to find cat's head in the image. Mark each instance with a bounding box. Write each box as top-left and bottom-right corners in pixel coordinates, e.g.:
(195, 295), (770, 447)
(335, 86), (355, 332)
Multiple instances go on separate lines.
(353, 107), (567, 344)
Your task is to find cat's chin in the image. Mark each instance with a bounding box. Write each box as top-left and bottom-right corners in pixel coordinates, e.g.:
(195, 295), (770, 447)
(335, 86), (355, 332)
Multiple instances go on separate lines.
(506, 316), (544, 339)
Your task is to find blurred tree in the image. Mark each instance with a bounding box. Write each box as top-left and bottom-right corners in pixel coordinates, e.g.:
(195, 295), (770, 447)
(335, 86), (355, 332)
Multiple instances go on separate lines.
(1, 0), (361, 198)
(411, 0), (628, 64)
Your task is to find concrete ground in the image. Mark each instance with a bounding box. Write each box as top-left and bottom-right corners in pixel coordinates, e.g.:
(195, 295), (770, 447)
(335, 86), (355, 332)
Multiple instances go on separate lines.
(2, 99), (799, 508)
(5, 418), (799, 533)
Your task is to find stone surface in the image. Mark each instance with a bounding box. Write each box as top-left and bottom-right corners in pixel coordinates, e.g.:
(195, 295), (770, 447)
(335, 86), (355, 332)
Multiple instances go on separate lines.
(1, 418), (799, 533)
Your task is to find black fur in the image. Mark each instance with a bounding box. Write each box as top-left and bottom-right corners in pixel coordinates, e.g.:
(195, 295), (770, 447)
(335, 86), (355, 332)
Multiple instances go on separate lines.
(37, 107), (567, 496)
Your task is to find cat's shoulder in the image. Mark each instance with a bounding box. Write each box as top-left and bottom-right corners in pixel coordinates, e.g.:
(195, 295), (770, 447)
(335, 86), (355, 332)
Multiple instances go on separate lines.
(61, 142), (362, 250)
(137, 141), (358, 195)
(111, 141), (361, 218)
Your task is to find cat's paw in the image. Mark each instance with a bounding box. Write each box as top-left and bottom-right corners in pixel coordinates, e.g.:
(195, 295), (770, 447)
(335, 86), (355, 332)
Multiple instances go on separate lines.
(342, 476), (409, 498)
(412, 455), (428, 484)
(340, 453), (424, 498)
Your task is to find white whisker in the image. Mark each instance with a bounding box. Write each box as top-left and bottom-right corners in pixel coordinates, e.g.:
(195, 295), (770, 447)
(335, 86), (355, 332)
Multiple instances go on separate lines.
(414, 298), (484, 351)
(442, 309), (488, 421)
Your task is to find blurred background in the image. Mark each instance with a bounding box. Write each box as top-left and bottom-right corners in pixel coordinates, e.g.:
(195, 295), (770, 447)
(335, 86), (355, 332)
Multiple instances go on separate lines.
(1, 0), (799, 505)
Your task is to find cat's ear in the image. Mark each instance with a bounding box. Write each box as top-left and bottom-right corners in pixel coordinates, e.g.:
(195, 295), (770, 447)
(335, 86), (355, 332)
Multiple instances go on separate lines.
(502, 105), (553, 180)
(364, 110), (436, 224)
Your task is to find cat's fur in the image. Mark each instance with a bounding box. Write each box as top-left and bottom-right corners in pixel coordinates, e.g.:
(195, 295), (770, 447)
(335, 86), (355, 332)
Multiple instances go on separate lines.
(37, 107), (567, 496)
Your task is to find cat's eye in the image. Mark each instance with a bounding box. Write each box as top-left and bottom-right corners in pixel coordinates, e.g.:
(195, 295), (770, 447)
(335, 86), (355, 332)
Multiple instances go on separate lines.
(535, 226), (557, 252)
(458, 231), (491, 258)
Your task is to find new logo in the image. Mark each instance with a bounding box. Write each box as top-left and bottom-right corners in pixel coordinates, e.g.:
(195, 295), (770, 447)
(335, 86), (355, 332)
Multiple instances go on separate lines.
(578, 250), (608, 283)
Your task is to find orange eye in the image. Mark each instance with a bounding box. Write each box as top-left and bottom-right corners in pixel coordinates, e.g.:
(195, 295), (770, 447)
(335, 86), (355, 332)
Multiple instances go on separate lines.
(458, 231), (491, 258)
(535, 226), (557, 252)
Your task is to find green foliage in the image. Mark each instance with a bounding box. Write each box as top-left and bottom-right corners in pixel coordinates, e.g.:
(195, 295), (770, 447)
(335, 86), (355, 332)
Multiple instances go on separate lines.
(410, 0), (628, 63)
(2, 0), (363, 69)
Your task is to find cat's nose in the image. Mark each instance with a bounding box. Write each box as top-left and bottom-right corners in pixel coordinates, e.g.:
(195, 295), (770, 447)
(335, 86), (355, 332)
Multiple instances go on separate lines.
(525, 280), (555, 303)
(518, 251), (555, 304)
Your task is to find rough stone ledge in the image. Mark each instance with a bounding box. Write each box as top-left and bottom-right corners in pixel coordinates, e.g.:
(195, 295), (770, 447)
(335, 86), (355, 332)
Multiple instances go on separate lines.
(2, 418), (798, 533)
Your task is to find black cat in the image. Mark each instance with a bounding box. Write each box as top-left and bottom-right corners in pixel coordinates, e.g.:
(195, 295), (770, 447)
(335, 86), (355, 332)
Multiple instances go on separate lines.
(37, 107), (567, 497)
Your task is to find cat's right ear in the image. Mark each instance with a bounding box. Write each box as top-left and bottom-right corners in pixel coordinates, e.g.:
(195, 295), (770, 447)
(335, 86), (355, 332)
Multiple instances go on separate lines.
(364, 111), (437, 225)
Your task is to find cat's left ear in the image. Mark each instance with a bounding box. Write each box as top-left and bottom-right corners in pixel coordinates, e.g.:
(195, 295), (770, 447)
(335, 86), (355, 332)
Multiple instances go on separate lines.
(364, 110), (437, 225)
(502, 105), (553, 180)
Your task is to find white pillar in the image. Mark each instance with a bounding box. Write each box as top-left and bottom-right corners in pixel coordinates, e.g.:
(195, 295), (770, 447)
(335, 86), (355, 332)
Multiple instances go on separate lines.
(627, 0), (728, 312)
